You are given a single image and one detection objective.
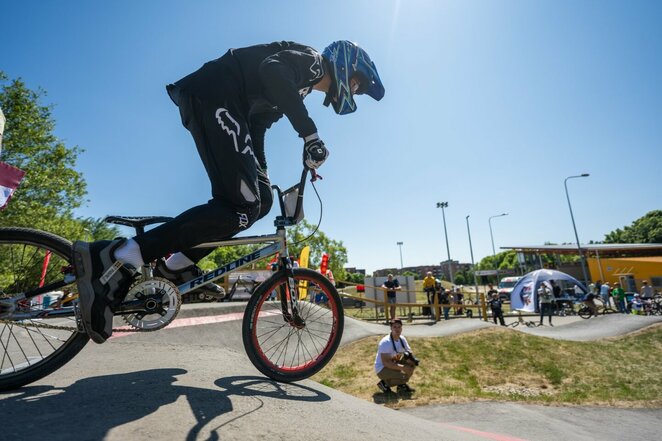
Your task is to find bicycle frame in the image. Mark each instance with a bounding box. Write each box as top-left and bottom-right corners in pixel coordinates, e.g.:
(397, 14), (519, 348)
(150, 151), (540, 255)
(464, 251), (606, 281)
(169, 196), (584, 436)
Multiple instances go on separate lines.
(3, 168), (316, 323)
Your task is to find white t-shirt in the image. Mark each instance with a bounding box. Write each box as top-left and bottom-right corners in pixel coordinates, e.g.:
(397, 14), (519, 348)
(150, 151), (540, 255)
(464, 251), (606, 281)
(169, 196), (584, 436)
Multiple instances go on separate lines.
(374, 333), (411, 374)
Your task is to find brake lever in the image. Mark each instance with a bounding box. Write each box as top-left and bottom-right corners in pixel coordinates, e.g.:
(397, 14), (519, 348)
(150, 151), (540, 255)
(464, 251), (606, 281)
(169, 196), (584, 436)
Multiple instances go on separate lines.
(310, 169), (323, 182)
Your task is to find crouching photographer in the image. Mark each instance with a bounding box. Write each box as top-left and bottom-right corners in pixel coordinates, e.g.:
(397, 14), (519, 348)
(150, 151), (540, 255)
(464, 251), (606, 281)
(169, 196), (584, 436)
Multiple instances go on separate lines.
(374, 318), (418, 394)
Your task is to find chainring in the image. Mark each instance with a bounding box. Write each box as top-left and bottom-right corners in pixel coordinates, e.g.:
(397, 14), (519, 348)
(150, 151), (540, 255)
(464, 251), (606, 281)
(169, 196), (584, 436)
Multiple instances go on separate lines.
(122, 277), (181, 331)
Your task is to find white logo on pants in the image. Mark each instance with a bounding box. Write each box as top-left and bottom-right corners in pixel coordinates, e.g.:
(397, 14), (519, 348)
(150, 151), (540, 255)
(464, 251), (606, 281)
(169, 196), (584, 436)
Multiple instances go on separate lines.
(215, 108), (255, 159)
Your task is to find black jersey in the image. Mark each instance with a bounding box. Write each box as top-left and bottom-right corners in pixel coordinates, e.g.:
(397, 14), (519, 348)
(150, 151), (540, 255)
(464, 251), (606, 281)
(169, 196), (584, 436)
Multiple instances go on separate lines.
(170, 41), (325, 168)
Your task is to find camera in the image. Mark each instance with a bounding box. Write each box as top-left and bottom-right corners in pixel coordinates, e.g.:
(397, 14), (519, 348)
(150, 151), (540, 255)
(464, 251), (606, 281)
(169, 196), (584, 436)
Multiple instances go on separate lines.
(400, 351), (420, 366)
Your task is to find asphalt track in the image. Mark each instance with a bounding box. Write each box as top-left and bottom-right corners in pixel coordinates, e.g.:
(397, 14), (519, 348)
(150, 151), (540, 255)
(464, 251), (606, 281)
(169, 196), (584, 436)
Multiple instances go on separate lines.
(1, 304), (660, 441)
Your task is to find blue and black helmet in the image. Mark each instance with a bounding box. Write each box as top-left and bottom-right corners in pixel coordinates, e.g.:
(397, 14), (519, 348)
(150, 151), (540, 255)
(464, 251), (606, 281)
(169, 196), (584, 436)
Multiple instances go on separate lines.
(322, 41), (385, 115)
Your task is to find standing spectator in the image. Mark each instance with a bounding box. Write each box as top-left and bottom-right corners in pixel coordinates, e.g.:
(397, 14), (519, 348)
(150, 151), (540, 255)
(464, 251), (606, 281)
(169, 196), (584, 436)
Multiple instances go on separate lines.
(583, 289), (599, 318)
(612, 282), (626, 313)
(640, 280), (654, 299)
(439, 287), (450, 320)
(538, 282), (554, 326)
(486, 283), (498, 299)
(600, 282), (611, 308)
(381, 274), (401, 323)
(488, 292), (506, 326)
(595, 280), (602, 296)
(374, 319), (417, 394)
(588, 281), (596, 296)
(550, 280), (561, 315)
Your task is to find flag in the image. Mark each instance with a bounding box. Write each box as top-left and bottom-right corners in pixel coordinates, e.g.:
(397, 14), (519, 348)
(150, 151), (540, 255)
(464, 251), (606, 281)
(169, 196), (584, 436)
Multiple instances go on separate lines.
(0, 161), (26, 210)
(297, 246), (310, 300)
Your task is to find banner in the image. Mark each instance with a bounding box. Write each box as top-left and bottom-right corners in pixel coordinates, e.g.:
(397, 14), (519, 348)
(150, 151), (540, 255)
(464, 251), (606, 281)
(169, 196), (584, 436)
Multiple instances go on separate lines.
(297, 246), (310, 300)
(0, 162), (26, 210)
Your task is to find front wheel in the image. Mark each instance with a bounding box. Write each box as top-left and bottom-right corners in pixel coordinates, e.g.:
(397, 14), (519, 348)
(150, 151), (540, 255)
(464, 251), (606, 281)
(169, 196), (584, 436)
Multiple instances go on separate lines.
(242, 268), (344, 382)
(578, 306), (591, 319)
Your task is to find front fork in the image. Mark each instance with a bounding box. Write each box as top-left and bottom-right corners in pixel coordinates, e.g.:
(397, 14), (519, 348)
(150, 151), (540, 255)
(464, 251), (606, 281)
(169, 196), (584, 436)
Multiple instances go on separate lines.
(278, 255), (306, 328)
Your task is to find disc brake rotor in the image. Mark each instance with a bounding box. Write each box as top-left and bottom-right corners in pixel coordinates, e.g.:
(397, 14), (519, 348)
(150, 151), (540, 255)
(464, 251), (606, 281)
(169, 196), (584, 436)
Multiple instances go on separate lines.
(122, 277), (181, 331)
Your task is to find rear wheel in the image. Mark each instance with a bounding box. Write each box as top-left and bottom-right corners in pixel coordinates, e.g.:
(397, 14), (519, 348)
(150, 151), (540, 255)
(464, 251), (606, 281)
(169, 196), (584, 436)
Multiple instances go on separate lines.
(242, 268), (344, 382)
(0, 227), (89, 391)
(578, 306), (591, 319)
(602, 307), (617, 315)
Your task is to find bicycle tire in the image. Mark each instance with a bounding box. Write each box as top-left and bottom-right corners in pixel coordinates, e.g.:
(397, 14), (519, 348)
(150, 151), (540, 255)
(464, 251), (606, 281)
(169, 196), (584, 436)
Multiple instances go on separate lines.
(602, 308), (617, 315)
(578, 306), (591, 319)
(0, 227), (89, 391)
(242, 268), (344, 382)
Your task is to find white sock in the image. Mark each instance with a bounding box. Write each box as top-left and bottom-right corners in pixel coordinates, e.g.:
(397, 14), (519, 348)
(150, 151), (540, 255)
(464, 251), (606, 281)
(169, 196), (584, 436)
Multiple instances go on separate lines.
(113, 238), (145, 269)
(165, 252), (195, 271)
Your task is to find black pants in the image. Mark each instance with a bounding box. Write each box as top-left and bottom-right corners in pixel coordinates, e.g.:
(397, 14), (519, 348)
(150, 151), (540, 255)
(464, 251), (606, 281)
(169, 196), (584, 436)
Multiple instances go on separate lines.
(492, 308), (505, 326)
(134, 80), (272, 262)
(539, 303), (553, 324)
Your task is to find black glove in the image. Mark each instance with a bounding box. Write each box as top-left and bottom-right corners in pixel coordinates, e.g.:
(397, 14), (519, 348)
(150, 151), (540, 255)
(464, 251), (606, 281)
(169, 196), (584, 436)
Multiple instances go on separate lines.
(303, 134), (329, 170)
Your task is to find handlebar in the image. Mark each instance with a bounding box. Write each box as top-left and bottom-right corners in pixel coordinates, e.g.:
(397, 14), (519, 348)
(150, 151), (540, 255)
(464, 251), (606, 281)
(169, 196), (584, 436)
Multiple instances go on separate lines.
(272, 167), (318, 226)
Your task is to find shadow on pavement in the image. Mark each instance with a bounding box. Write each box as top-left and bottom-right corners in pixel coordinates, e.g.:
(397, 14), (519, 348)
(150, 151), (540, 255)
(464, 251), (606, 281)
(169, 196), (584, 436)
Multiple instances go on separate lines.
(0, 370), (329, 441)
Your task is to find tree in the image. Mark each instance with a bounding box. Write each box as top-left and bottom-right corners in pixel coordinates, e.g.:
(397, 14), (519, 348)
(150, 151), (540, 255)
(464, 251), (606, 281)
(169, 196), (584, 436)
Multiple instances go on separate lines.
(0, 72), (115, 240)
(286, 219), (348, 280)
(604, 210), (662, 244)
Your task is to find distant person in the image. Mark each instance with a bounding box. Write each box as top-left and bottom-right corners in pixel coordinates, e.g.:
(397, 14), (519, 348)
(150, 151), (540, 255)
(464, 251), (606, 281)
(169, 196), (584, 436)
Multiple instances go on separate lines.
(422, 271), (436, 308)
(381, 274), (401, 323)
(374, 319), (417, 394)
(600, 282), (611, 308)
(486, 283), (498, 299)
(630, 293), (644, 315)
(612, 282), (626, 313)
(439, 287), (450, 320)
(538, 282), (554, 326)
(588, 281), (596, 296)
(583, 288), (599, 318)
(488, 292), (506, 326)
(640, 280), (654, 299)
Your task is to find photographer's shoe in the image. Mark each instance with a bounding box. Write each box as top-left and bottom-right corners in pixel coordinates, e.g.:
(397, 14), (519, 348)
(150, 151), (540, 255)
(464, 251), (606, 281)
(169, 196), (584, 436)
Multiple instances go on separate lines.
(397, 383), (415, 394)
(154, 260), (225, 299)
(377, 380), (392, 394)
(73, 239), (137, 344)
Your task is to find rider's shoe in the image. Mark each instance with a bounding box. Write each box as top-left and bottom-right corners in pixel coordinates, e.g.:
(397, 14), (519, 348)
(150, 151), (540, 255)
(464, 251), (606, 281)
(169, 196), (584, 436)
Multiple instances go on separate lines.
(154, 259), (226, 299)
(73, 239), (137, 344)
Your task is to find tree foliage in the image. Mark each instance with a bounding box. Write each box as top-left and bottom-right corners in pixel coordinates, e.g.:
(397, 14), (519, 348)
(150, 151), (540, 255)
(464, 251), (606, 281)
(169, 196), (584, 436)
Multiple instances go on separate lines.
(604, 210), (662, 244)
(0, 72), (116, 240)
(286, 219), (348, 280)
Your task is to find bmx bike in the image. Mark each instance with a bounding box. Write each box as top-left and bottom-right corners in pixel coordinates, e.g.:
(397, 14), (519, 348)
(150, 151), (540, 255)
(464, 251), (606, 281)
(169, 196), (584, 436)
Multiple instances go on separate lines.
(0, 168), (344, 391)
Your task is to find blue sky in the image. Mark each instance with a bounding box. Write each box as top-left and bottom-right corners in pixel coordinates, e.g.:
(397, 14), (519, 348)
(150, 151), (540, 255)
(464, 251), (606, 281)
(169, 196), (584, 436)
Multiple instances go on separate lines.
(2, 0), (661, 273)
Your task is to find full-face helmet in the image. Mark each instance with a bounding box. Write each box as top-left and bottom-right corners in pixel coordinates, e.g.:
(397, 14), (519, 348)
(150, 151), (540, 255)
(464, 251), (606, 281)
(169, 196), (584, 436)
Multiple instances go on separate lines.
(322, 41), (385, 115)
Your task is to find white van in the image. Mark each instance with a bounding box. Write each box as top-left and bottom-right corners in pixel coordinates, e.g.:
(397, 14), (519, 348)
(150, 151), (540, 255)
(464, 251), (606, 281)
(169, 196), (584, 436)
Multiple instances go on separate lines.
(497, 276), (522, 301)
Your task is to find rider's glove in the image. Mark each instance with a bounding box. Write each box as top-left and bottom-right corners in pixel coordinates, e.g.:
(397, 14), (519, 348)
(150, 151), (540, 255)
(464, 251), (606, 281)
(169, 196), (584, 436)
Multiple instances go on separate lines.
(303, 133), (329, 170)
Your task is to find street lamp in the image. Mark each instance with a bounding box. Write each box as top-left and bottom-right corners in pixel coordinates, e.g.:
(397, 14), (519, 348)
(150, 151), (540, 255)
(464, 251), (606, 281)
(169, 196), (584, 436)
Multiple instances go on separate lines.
(396, 241), (404, 269)
(489, 213), (508, 281)
(436, 202), (453, 284)
(564, 174), (590, 285)
(466, 215), (482, 317)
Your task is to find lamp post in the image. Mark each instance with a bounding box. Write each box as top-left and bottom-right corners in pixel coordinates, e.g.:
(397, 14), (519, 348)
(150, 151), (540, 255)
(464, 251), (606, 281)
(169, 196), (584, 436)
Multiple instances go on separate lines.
(436, 202), (453, 284)
(396, 241), (404, 270)
(564, 174), (590, 285)
(489, 213), (508, 281)
(466, 215), (482, 318)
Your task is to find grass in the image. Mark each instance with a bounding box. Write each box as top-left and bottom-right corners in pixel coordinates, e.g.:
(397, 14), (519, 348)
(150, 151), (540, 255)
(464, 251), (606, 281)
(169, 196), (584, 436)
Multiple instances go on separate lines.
(312, 323), (662, 409)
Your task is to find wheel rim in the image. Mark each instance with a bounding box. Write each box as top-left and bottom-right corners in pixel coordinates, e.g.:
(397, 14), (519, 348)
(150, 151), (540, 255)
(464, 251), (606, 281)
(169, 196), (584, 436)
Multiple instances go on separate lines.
(0, 239), (79, 378)
(250, 275), (339, 375)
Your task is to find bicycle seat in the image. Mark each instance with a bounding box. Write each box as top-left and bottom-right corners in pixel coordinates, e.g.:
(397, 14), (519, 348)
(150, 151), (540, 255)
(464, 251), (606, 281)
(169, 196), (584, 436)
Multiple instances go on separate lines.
(104, 215), (173, 233)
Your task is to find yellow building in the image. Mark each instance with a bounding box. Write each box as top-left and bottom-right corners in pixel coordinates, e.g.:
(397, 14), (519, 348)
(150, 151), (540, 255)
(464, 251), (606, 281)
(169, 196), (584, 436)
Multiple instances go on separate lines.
(587, 256), (662, 292)
(503, 243), (662, 292)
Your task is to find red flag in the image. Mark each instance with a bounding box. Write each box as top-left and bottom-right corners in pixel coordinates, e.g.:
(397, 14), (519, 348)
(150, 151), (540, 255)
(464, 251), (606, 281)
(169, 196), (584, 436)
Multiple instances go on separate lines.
(0, 161), (26, 210)
(39, 251), (52, 288)
(319, 253), (329, 275)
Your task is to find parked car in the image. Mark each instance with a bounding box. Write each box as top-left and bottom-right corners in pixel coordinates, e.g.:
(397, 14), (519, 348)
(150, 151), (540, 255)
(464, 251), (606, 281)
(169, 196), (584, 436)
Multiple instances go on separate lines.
(497, 276), (523, 301)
